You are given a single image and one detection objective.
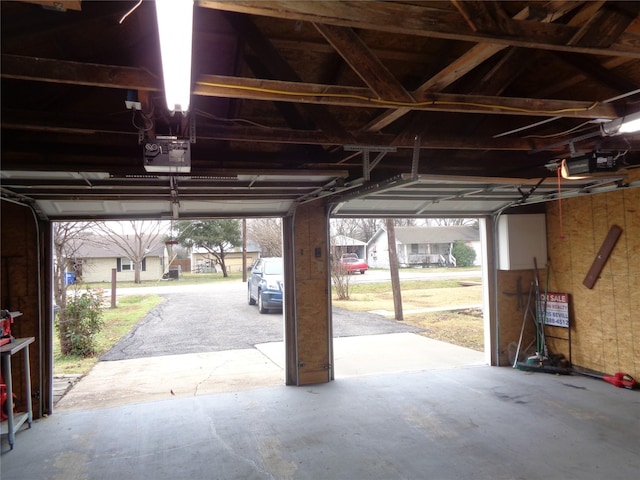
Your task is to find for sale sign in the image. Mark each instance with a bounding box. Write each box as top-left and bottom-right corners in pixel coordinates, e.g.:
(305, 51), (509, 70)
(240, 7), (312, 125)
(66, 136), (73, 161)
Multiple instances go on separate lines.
(540, 292), (569, 328)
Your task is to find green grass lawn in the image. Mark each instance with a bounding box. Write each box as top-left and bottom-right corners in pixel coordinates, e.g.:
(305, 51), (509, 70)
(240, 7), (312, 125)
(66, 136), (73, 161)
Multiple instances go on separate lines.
(333, 277), (484, 351)
(54, 294), (164, 374)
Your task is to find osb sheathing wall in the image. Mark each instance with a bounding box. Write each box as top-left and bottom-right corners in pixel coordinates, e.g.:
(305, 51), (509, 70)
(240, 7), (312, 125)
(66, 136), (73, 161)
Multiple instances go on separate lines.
(291, 200), (332, 385)
(1, 200), (49, 418)
(544, 169), (640, 379)
(497, 269), (545, 366)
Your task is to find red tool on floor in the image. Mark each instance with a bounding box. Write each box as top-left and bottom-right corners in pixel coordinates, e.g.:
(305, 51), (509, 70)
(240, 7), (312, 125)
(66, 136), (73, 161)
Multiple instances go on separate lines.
(573, 369), (638, 390)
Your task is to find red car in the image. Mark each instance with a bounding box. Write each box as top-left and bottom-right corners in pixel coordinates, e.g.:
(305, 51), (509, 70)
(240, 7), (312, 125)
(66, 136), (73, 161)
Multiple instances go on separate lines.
(338, 257), (368, 274)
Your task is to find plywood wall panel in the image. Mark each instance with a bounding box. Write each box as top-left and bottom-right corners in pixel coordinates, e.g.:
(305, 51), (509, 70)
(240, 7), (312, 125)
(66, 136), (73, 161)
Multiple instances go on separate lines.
(568, 197), (595, 277)
(629, 274), (640, 375)
(1, 200), (44, 418)
(548, 271), (571, 294)
(496, 270), (538, 365)
(613, 275), (634, 373)
(546, 204), (571, 273)
(590, 194), (614, 279)
(605, 192), (628, 276)
(291, 200), (331, 385)
(598, 278), (619, 374)
(294, 212), (312, 280)
(571, 276), (604, 370)
(624, 188), (640, 275)
(548, 237), (571, 273)
(545, 172), (639, 379)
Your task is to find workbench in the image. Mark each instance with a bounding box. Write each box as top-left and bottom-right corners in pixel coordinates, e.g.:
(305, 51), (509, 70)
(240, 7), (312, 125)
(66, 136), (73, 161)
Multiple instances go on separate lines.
(1, 337), (35, 450)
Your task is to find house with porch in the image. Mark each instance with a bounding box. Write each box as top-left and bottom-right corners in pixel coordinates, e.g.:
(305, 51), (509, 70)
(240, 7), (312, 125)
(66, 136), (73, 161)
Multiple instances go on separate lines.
(331, 234), (367, 260)
(367, 226), (481, 268)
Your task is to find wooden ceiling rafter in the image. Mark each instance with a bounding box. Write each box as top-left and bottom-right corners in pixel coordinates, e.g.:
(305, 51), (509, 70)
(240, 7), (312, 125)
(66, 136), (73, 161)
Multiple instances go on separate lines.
(2, 54), (621, 120)
(451, 1), (517, 35)
(222, 11), (350, 143)
(313, 23), (414, 103)
(363, 1), (601, 131)
(550, 51), (640, 96)
(3, 1), (640, 220)
(198, 0), (640, 58)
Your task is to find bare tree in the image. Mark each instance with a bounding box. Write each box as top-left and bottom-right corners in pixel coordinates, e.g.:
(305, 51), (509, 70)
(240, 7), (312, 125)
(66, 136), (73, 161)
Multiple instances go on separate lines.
(95, 221), (168, 284)
(330, 241), (353, 301)
(247, 218), (282, 257)
(358, 218), (383, 242)
(53, 222), (94, 307)
(429, 218), (478, 227)
(53, 221), (96, 354)
(330, 218), (387, 244)
(330, 218), (361, 240)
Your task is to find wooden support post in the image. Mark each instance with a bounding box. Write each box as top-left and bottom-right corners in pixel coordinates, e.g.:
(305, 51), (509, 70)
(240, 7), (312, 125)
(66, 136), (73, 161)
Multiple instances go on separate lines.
(111, 268), (117, 308)
(386, 218), (403, 321)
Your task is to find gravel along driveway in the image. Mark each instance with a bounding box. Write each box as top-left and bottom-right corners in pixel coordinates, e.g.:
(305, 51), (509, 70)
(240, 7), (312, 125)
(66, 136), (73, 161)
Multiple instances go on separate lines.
(101, 281), (421, 361)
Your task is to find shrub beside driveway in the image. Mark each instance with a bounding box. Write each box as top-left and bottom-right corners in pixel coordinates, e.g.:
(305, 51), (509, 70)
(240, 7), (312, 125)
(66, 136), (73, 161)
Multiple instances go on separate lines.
(54, 294), (164, 374)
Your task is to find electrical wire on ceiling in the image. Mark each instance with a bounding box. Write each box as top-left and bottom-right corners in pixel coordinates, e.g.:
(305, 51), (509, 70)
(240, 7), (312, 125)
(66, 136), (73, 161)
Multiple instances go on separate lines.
(523, 121), (594, 139)
(132, 109), (154, 132)
(194, 109), (274, 130)
(495, 88), (640, 138)
(119, 0), (143, 24)
(196, 80), (599, 116)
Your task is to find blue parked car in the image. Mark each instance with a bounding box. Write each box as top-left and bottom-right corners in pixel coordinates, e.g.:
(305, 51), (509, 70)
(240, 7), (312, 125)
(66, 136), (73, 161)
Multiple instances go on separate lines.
(248, 257), (284, 314)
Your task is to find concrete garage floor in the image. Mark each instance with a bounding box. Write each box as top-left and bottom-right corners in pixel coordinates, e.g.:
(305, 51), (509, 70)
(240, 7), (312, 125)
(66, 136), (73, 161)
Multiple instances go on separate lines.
(2, 365), (639, 480)
(5, 281), (638, 478)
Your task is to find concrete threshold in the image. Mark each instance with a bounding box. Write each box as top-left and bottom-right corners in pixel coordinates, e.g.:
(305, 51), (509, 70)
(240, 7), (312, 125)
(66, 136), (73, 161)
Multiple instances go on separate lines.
(54, 333), (484, 411)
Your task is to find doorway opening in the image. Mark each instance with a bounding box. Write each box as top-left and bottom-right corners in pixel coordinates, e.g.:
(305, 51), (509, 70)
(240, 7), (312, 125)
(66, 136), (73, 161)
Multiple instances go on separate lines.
(52, 217), (286, 411)
(329, 217), (487, 378)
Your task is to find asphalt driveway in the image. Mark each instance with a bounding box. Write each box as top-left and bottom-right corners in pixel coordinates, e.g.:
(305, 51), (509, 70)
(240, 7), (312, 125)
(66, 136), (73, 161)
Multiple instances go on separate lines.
(100, 281), (421, 361)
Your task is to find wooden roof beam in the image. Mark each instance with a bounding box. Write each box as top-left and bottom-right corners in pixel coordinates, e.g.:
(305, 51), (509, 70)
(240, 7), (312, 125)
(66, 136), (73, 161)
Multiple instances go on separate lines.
(198, 0), (640, 58)
(0, 55), (621, 120)
(361, 2), (600, 132)
(223, 12), (350, 142)
(313, 23), (414, 103)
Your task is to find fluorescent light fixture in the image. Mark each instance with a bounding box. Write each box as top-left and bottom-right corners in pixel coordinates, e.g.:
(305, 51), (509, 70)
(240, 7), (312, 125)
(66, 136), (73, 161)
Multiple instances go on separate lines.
(155, 0), (194, 113)
(601, 111), (640, 136)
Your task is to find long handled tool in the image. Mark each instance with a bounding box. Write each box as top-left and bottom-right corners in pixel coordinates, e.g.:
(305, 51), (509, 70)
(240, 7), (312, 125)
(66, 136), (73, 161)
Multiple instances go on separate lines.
(513, 281), (535, 368)
(515, 258), (570, 374)
(573, 369), (638, 390)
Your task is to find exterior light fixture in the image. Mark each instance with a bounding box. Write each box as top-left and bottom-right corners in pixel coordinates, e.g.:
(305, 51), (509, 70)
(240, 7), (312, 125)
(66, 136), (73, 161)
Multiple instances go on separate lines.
(601, 111), (640, 136)
(560, 152), (621, 180)
(155, 0), (194, 113)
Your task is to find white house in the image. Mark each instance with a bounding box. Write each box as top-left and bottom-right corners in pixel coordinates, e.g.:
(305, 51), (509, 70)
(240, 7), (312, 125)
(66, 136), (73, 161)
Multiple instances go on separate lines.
(331, 235), (367, 260)
(367, 226), (481, 268)
(68, 236), (166, 283)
